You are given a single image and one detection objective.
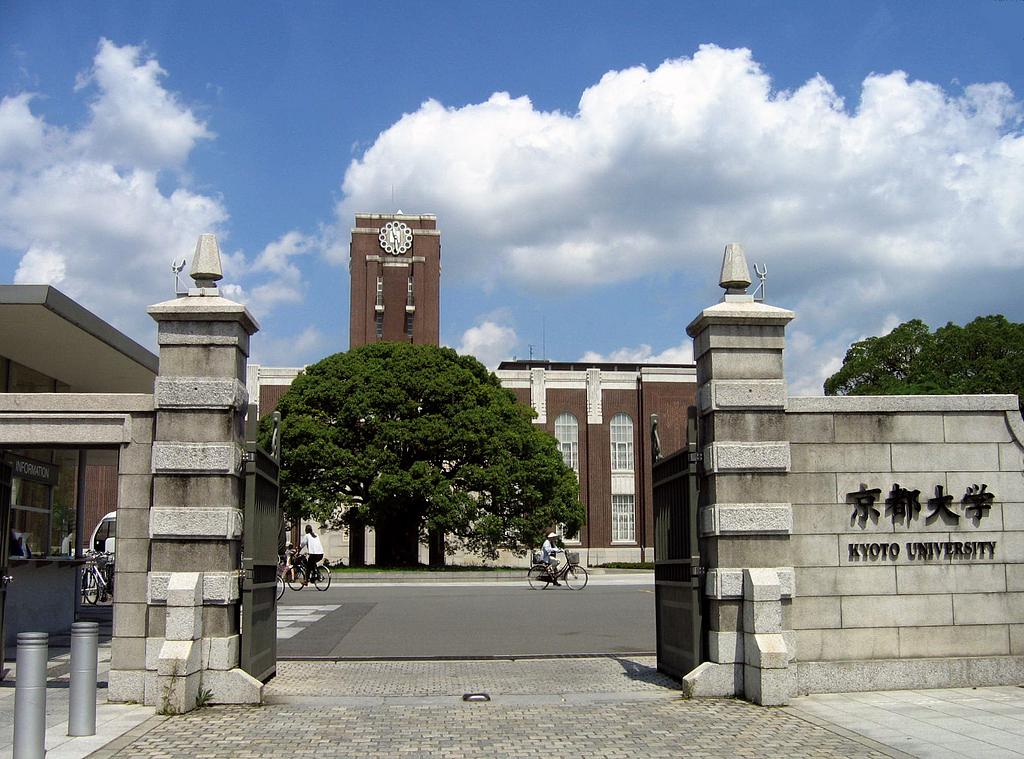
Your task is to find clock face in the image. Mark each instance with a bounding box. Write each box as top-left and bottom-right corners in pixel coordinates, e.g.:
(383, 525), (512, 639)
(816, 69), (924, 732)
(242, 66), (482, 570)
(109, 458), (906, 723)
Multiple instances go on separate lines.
(379, 221), (413, 256)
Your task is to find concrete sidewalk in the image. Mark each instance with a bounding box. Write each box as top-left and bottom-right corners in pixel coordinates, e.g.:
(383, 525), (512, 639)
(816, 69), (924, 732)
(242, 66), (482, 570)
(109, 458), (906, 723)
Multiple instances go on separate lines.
(0, 637), (155, 759)
(92, 657), (901, 759)
(4, 647), (1023, 758)
(3, 597), (1021, 757)
(788, 686), (1024, 758)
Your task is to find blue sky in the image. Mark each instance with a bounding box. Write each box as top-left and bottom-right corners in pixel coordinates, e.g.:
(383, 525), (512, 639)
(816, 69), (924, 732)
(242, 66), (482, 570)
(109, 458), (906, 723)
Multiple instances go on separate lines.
(1, 1), (1022, 393)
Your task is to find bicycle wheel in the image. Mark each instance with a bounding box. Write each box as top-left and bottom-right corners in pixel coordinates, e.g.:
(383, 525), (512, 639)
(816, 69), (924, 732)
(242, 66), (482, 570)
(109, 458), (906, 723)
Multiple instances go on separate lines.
(527, 565), (550, 590)
(287, 565), (306, 591)
(314, 565), (332, 591)
(564, 565), (589, 590)
(276, 574), (286, 600)
(82, 570), (99, 605)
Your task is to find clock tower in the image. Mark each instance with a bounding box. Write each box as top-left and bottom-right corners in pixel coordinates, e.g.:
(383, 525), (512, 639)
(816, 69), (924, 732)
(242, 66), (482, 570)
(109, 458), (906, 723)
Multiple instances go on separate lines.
(348, 213), (441, 348)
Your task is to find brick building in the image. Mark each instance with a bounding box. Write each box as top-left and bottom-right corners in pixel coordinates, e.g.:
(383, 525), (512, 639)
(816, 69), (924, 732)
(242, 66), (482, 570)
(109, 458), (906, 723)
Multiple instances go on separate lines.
(495, 360), (695, 564)
(247, 211), (698, 565)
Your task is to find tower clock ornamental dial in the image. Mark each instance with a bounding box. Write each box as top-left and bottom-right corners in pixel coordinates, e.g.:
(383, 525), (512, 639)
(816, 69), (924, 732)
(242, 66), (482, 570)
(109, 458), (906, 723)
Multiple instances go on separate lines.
(379, 221), (413, 255)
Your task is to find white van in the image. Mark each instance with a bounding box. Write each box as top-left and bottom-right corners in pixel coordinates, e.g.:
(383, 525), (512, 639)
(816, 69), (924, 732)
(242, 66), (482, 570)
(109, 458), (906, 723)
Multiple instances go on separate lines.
(89, 512), (116, 554)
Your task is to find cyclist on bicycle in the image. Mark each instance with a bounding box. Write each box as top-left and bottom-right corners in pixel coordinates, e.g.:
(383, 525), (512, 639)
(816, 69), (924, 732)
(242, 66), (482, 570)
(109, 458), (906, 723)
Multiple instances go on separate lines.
(541, 531), (562, 586)
(298, 524), (324, 587)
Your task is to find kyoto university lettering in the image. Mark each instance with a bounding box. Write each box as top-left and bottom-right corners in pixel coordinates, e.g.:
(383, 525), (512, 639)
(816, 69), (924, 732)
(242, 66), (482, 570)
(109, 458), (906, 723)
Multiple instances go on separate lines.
(847, 482), (994, 528)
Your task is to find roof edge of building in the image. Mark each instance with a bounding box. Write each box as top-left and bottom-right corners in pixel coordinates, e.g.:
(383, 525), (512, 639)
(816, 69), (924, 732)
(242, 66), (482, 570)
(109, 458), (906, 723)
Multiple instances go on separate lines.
(0, 284), (159, 374)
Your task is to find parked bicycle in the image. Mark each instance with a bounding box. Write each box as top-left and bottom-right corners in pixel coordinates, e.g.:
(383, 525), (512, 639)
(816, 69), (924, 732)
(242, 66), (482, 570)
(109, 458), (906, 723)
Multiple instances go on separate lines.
(81, 549), (114, 604)
(527, 550), (588, 590)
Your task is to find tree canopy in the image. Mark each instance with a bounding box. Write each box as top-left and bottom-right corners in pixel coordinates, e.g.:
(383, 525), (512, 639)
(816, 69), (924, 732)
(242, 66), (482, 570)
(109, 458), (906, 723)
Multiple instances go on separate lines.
(824, 315), (1024, 409)
(264, 342), (584, 564)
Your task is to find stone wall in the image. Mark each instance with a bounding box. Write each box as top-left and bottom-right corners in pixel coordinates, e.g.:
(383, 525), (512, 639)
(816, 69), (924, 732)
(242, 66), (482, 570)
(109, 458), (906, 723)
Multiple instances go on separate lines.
(786, 395), (1024, 693)
(681, 244), (1024, 704)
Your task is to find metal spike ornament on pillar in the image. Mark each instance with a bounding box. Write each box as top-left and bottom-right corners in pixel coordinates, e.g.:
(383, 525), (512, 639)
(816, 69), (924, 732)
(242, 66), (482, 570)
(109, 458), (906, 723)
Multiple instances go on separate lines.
(189, 233), (224, 291)
(719, 243), (752, 294)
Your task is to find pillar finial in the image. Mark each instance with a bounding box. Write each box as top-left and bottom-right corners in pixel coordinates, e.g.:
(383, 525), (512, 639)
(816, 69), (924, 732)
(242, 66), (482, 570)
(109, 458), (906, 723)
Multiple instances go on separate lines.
(189, 233), (223, 290)
(719, 243), (752, 295)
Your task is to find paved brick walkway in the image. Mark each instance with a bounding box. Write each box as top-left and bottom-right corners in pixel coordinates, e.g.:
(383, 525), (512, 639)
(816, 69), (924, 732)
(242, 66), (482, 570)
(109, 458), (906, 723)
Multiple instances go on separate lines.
(95, 658), (896, 758)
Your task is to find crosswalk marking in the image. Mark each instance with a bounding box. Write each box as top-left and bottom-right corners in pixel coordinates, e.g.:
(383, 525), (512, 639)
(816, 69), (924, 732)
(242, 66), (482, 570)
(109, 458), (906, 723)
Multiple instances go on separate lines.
(277, 604), (341, 639)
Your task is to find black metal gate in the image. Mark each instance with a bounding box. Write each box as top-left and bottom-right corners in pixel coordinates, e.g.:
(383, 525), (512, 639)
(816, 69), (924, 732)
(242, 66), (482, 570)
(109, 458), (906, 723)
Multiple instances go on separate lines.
(653, 407), (704, 679)
(240, 407), (281, 682)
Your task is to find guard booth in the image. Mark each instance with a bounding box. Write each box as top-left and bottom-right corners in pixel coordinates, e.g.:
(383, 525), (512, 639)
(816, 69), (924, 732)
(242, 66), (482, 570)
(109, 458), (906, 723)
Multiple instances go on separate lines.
(652, 407), (704, 679)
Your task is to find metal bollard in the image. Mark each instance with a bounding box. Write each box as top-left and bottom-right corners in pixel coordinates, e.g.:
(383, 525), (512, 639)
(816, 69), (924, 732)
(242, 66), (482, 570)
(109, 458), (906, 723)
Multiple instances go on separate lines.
(68, 621), (98, 736)
(13, 631), (47, 759)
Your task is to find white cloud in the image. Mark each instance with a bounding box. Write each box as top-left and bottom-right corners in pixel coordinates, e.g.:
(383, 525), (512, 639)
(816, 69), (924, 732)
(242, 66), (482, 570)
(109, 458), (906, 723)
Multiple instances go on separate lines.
(251, 326), (327, 367)
(0, 40), (227, 344)
(579, 340), (693, 365)
(243, 230), (314, 318)
(456, 320), (519, 369)
(334, 44), (1024, 390)
(73, 39), (212, 169)
(14, 245), (66, 285)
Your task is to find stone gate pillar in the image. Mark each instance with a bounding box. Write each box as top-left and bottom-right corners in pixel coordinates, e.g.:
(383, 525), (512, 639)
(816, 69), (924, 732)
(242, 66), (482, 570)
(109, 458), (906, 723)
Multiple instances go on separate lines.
(683, 244), (796, 705)
(142, 234), (262, 710)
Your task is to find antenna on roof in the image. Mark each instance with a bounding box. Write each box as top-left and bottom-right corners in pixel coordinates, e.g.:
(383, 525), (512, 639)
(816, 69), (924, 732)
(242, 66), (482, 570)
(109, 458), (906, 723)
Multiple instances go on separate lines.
(752, 263), (767, 302)
(171, 258), (188, 297)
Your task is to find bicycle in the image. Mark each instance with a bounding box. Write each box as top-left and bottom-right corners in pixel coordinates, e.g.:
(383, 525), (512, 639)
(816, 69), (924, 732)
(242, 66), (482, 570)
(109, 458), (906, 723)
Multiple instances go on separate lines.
(285, 555), (332, 592)
(81, 550), (114, 604)
(277, 548), (304, 598)
(527, 550), (588, 590)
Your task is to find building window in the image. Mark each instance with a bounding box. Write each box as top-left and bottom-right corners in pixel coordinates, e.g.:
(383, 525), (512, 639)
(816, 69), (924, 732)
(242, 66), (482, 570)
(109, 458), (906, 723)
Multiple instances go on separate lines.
(404, 312), (414, 338)
(610, 412), (634, 471)
(554, 413), (579, 473)
(611, 494), (635, 543)
(374, 311), (384, 339)
(406, 276), (415, 308)
(375, 276), (384, 308)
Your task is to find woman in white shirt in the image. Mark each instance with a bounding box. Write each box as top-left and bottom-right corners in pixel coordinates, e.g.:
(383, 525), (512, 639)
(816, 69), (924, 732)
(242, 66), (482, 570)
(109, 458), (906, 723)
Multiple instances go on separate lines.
(299, 524), (325, 586)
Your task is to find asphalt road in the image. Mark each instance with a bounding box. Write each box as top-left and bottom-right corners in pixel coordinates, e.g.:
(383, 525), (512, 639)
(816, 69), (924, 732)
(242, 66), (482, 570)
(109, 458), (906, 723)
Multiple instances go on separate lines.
(277, 578), (656, 659)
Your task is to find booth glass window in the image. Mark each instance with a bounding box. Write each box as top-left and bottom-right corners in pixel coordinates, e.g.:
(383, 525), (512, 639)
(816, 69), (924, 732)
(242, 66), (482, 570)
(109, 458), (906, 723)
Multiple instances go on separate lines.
(5, 447), (117, 559)
(10, 474), (49, 557)
(50, 449), (80, 556)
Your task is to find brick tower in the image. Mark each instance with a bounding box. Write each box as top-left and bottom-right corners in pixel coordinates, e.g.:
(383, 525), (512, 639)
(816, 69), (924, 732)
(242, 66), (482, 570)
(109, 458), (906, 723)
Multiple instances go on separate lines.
(348, 213), (440, 348)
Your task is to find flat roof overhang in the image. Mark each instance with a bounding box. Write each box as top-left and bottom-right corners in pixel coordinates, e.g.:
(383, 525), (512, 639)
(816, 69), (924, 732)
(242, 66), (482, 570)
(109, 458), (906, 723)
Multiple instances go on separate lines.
(0, 285), (157, 393)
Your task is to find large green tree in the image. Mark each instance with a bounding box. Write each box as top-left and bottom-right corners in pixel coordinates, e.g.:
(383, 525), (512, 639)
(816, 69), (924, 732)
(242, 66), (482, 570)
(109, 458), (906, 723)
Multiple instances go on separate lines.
(265, 342), (584, 565)
(824, 315), (1024, 409)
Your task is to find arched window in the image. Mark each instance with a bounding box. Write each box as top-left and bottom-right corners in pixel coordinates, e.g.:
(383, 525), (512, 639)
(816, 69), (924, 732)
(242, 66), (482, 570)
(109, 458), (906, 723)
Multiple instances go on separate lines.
(554, 413), (579, 473)
(610, 413), (634, 471)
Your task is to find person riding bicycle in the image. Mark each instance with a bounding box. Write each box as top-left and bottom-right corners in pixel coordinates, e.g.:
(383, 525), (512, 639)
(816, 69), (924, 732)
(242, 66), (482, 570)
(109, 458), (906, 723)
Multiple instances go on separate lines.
(541, 531), (562, 586)
(298, 524), (324, 587)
